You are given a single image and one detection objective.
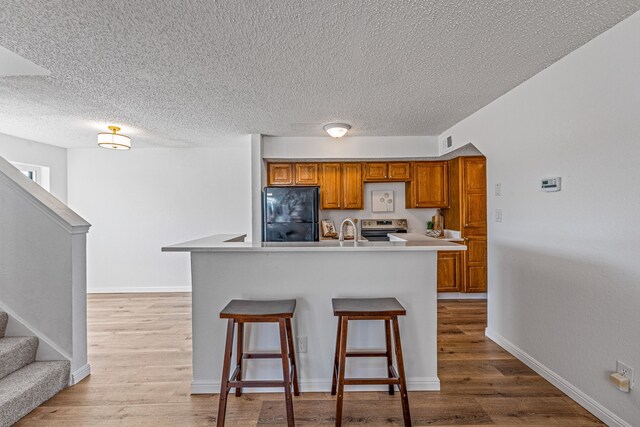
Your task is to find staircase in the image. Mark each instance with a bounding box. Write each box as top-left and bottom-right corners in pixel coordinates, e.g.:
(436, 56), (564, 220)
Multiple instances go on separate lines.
(0, 311), (70, 427)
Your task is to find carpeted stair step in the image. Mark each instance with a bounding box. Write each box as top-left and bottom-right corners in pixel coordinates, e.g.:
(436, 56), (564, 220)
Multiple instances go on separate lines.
(0, 361), (70, 427)
(0, 312), (7, 338)
(0, 336), (38, 381)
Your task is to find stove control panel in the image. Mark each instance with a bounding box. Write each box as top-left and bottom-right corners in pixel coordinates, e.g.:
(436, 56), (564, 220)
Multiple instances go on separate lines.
(361, 219), (408, 230)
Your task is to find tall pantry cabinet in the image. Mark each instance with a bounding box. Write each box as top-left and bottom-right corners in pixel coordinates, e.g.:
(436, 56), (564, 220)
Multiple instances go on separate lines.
(442, 156), (487, 292)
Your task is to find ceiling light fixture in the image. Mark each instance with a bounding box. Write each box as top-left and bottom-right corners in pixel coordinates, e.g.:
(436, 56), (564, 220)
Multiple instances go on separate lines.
(97, 126), (131, 150)
(323, 123), (351, 138)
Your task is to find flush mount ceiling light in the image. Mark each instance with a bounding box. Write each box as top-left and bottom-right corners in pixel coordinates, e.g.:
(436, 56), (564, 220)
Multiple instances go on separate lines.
(97, 126), (131, 150)
(323, 123), (351, 138)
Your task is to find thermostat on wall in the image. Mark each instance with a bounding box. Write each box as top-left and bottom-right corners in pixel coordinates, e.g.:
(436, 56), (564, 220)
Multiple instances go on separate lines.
(541, 177), (561, 192)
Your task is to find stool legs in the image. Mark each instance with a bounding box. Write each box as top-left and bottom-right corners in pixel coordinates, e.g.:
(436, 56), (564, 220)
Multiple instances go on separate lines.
(285, 318), (300, 396)
(330, 315), (342, 396)
(392, 316), (411, 426)
(332, 315), (411, 427)
(278, 319), (295, 427)
(384, 319), (394, 395)
(216, 319), (235, 427)
(335, 316), (349, 427)
(235, 322), (244, 397)
(217, 318), (298, 427)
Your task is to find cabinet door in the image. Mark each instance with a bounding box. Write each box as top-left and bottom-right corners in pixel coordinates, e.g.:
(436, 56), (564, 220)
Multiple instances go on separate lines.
(464, 157), (486, 194)
(268, 163), (293, 186)
(295, 163), (319, 185)
(464, 236), (487, 292)
(464, 193), (487, 228)
(364, 163), (388, 181)
(341, 163), (363, 209)
(409, 162), (449, 208)
(388, 162), (411, 180)
(320, 163), (341, 209)
(437, 251), (462, 292)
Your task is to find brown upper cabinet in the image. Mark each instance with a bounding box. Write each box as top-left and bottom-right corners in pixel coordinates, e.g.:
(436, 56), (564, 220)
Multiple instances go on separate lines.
(268, 163), (294, 186)
(405, 162), (449, 208)
(364, 163), (387, 181)
(320, 163), (342, 209)
(268, 163), (319, 186)
(295, 163), (319, 185)
(363, 162), (411, 182)
(318, 163), (363, 210)
(388, 162), (411, 180)
(341, 163), (363, 209)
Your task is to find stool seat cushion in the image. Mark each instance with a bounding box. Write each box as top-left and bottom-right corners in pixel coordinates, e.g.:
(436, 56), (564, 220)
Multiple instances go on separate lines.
(220, 299), (296, 319)
(332, 297), (406, 316)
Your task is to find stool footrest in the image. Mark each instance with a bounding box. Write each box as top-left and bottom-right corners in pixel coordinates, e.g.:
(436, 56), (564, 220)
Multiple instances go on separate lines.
(228, 380), (286, 388)
(243, 352), (282, 359)
(344, 377), (400, 386)
(347, 351), (388, 358)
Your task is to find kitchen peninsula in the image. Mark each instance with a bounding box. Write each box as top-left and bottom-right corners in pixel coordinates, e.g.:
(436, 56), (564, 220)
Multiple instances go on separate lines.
(163, 234), (465, 394)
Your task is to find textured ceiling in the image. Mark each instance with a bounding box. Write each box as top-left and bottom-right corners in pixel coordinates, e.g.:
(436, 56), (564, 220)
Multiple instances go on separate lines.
(0, 1), (639, 148)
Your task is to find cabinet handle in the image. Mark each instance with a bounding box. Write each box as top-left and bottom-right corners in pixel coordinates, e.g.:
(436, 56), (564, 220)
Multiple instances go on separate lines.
(415, 203), (418, 207)
(465, 223), (469, 227)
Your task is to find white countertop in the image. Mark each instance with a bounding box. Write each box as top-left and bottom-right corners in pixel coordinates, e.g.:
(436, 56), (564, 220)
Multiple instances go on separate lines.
(391, 232), (465, 243)
(162, 233), (466, 253)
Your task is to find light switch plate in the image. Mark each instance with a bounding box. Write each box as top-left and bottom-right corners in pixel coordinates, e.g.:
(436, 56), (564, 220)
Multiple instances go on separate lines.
(495, 183), (502, 196)
(495, 209), (503, 222)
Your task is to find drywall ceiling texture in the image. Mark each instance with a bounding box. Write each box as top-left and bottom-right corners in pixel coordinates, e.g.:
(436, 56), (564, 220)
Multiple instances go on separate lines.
(441, 11), (640, 426)
(1, 1), (640, 148)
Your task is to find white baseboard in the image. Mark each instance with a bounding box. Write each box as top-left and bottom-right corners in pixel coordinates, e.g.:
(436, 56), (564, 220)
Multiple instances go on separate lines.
(485, 328), (631, 427)
(191, 377), (440, 394)
(88, 286), (191, 294)
(438, 292), (487, 300)
(71, 363), (91, 385)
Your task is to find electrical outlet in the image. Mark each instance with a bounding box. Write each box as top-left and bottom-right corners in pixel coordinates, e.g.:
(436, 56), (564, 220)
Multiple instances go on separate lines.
(495, 208), (503, 222)
(617, 361), (634, 389)
(296, 336), (307, 353)
(495, 183), (502, 196)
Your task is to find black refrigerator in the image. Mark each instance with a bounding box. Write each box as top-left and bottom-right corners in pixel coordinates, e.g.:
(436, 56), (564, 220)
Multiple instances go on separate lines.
(262, 186), (319, 242)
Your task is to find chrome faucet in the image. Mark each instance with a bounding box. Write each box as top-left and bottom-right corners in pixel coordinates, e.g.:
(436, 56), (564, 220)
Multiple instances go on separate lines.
(338, 218), (358, 243)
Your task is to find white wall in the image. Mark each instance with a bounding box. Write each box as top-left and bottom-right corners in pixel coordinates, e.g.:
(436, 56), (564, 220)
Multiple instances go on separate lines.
(441, 11), (640, 426)
(263, 136), (439, 159)
(67, 143), (252, 292)
(0, 132), (67, 202)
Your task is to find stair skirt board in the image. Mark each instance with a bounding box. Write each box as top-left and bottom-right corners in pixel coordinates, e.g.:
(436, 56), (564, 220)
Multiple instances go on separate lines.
(0, 361), (70, 427)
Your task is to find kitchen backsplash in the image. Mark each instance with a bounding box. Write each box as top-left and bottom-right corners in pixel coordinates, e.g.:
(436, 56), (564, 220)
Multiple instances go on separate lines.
(320, 182), (437, 234)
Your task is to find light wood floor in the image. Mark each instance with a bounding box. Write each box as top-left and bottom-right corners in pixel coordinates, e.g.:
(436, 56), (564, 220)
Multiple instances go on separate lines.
(16, 294), (602, 426)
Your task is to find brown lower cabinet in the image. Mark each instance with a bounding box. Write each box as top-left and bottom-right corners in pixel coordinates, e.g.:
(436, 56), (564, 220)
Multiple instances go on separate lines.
(437, 251), (463, 292)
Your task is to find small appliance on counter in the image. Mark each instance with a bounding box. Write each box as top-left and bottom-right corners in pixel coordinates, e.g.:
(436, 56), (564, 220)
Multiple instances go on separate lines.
(360, 218), (408, 241)
(262, 186), (319, 242)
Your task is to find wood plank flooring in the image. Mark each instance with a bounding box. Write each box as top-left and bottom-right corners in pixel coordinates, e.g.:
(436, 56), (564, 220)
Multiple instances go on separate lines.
(16, 295), (602, 426)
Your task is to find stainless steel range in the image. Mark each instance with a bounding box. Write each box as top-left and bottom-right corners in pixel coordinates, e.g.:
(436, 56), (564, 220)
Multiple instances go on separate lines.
(360, 219), (408, 241)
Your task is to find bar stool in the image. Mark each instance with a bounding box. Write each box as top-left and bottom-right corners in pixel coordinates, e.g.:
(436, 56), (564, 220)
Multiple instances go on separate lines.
(331, 297), (411, 427)
(217, 299), (299, 427)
